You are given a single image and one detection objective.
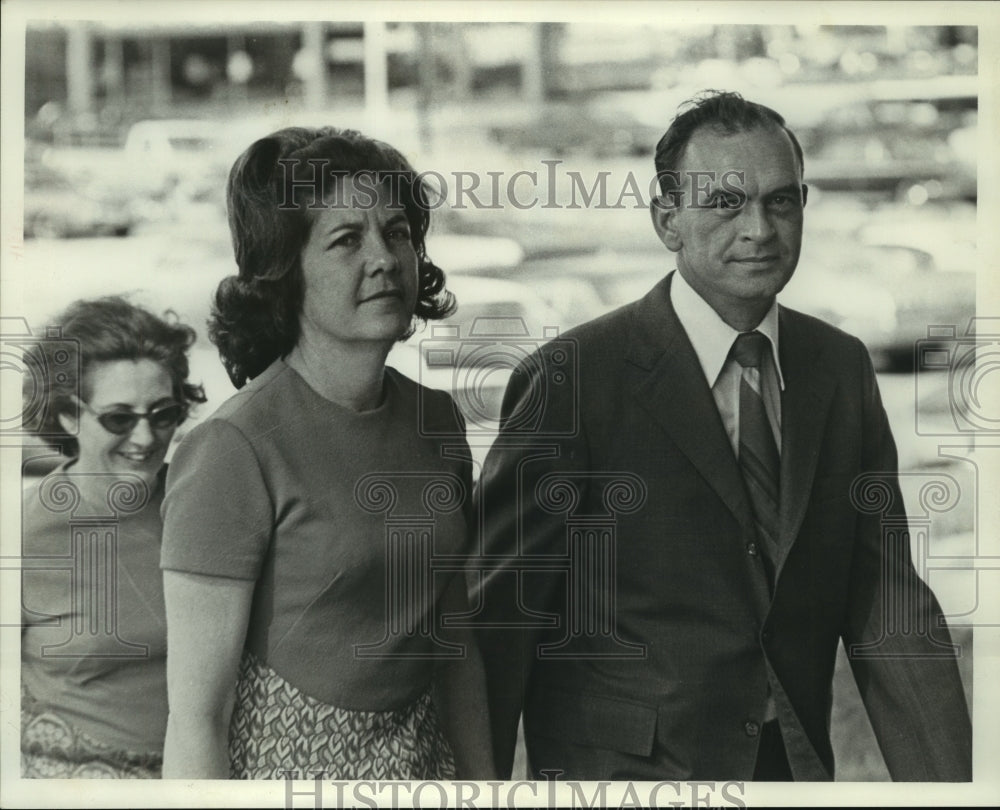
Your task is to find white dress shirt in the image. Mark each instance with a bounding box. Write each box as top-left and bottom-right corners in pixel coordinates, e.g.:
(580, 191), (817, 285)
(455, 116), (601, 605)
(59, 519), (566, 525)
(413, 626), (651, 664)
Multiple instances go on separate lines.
(670, 269), (785, 457)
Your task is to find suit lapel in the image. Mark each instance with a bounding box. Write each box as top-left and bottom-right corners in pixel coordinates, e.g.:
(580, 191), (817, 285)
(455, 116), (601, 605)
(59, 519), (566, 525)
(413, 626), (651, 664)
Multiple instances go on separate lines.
(627, 275), (757, 537)
(774, 307), (837, 579)
(624, 281), (840, 590)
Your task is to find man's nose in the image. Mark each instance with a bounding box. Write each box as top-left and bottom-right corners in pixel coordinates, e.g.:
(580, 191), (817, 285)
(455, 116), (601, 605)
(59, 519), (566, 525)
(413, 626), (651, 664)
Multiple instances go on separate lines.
(739, 202), (776, 241)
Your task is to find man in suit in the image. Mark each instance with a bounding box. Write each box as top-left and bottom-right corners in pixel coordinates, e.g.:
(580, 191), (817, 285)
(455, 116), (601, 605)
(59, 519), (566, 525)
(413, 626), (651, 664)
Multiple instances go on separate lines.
(472, 91), (971, 781)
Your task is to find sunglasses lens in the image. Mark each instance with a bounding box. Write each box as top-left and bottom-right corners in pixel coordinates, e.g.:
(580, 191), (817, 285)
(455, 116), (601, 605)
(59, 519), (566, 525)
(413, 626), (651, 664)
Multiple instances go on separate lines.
(150, 404), (185, 429)
(98, 412), (139, 435)
(92, 403), (185, 434)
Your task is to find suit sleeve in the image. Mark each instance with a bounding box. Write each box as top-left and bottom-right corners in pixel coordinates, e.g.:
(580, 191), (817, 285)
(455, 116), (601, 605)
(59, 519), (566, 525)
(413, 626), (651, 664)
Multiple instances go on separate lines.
(843, 339), (972, 781)
(471, 349), (589, 777)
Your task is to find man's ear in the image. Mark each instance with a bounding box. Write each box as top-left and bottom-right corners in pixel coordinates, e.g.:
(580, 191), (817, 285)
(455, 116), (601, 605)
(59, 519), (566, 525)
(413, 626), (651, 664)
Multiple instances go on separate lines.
(650, 197), (682, 252)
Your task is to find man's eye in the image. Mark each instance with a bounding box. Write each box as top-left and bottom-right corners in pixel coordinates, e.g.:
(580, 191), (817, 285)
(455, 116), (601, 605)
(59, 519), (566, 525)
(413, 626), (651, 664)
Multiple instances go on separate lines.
(712, 193), (744, 210)
(769, 194), (796, 209)
(387, 227), (411, 241)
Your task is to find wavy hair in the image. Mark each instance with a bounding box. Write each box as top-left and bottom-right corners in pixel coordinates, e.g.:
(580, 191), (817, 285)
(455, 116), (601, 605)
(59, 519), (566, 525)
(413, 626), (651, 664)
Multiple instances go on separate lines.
(210, 126), (456, 388)
(24, 295), (206, 456)
(654, 90), (805, 197)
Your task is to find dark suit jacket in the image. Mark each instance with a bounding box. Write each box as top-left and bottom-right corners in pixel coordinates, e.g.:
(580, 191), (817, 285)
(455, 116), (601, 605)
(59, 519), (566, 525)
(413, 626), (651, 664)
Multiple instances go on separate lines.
(472, 273), (971, 781)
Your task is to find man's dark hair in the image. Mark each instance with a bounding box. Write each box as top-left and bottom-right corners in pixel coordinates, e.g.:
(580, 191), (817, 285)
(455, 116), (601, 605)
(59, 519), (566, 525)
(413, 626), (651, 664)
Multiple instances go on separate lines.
(654, 90), (805, 196)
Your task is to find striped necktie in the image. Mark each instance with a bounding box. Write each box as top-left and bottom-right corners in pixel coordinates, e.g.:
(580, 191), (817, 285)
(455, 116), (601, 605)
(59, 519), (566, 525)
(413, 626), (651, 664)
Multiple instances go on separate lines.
(731, 331), (781, 587)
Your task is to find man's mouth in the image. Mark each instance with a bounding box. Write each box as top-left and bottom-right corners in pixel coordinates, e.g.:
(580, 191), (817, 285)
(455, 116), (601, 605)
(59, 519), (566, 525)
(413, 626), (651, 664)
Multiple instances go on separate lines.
(733, 255), (778, 264)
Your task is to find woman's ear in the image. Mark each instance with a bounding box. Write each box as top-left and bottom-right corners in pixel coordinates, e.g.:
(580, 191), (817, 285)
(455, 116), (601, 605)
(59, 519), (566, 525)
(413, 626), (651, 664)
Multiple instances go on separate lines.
(650, 197), (682, 252)
(56, 402), (80, 436)
(57, 409), (79, 437)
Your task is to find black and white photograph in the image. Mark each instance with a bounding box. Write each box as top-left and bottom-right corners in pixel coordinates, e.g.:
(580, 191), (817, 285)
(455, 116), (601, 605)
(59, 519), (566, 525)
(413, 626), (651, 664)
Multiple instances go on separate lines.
(2, 1), (998, 807)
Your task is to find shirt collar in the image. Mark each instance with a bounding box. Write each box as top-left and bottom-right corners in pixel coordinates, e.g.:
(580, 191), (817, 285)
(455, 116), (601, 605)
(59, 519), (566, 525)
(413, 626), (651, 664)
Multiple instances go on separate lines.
(670, 269), (785, 390)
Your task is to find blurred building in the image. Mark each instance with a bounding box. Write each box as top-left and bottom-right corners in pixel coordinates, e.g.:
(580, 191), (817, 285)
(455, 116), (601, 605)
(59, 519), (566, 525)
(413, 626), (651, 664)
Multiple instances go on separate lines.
(25, 21), (977, 145)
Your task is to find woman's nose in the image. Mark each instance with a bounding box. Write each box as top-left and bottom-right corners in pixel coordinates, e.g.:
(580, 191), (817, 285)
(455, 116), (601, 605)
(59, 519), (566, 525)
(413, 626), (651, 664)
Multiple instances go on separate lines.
(364, 234), (399, 274)
(127, 417), (157, 447)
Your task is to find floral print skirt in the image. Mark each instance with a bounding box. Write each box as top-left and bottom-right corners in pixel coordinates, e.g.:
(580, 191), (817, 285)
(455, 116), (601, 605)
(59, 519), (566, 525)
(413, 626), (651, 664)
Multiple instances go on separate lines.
(21, 684), (161, 778)
(228, 651), (456, 780)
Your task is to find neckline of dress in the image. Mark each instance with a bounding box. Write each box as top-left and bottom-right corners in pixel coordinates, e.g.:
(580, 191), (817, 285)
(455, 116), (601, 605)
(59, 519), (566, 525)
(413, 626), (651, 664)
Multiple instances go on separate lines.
(278, 358), (395, 419)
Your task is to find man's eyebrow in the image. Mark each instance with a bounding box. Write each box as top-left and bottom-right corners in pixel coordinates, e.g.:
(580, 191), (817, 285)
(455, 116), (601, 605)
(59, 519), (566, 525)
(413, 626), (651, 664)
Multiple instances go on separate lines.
(764, 183), (803, 198)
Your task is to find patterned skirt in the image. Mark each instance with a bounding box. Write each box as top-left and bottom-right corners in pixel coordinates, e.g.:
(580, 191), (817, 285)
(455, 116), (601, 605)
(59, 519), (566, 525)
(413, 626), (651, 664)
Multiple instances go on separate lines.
(228, 651), (457, 780)
(21, 684), (162, 779)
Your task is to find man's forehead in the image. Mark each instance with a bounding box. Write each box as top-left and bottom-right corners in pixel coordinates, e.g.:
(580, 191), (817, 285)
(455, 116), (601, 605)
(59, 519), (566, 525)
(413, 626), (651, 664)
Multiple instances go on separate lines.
(676, 124), (801, 177)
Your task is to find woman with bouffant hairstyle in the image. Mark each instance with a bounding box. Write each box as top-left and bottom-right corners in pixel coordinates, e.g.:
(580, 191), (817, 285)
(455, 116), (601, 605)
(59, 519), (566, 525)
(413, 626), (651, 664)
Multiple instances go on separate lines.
(210, 126), (454, 388)
(160, 127), (492, 780)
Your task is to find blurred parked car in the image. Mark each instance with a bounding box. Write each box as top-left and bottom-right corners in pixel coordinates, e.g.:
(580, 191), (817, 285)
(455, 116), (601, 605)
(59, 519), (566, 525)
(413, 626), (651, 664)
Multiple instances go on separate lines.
(24, 160), (136, 239)
(122, 118), (248, 202)
(35, 118), (252, 230)
(854, 216), (977, 366)
(488, 98), (660, 158)
(799, 76), (977, 203)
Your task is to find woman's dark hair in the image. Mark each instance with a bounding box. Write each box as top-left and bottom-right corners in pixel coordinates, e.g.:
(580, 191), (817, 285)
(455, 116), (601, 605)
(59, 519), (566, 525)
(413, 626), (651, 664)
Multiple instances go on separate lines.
(211, 126), (456, 388)
(654, 90), (805, 197)
(24, 295), (207, 456)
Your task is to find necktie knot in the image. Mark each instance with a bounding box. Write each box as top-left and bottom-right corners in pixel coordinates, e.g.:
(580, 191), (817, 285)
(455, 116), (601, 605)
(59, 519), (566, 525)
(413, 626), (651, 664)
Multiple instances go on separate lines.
(731, 331), (769, 370)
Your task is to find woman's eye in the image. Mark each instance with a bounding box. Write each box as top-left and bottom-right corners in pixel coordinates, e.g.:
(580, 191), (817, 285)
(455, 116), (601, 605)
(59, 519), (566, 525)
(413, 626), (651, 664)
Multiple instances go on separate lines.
(330, 232), (360, 249)
(387, 228), (411, 241)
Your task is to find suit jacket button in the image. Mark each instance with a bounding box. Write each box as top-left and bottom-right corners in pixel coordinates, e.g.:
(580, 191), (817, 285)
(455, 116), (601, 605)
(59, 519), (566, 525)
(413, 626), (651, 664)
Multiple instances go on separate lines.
(746, 542), (759, 556)
(744, 720), (760, 737)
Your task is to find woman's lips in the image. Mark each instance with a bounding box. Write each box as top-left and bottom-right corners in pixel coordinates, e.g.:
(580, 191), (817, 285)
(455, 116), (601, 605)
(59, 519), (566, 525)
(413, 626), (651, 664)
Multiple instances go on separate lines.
(117, 449), (160, 464)
(361, 289), (403, 302)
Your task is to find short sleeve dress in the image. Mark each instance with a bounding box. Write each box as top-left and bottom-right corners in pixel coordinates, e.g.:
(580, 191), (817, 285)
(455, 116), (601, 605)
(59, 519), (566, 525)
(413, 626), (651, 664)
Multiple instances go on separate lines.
(160, 359), (473, 779)
(21, 465), (168, 778)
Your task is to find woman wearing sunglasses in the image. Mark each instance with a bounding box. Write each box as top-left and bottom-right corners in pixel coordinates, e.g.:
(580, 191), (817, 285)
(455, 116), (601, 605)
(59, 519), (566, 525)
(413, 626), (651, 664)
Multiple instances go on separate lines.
(160, 128), (492, 779)
(20, 296), (205, 777)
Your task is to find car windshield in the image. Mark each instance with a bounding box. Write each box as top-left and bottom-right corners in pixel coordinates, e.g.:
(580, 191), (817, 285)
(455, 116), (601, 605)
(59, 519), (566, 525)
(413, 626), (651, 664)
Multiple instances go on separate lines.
(167, 136), (216, 151)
